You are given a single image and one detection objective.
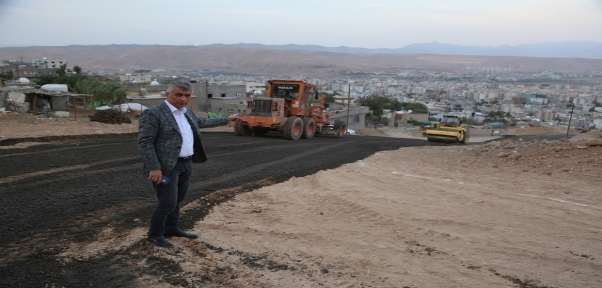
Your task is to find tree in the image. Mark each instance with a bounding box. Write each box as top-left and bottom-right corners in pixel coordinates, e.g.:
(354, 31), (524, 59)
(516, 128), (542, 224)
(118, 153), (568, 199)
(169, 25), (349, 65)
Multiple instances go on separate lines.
(358, 94), (389, 117)
(364, 112), (380, 123)
(484, 111), (507, 124)
(56, 64), (67, 77)
(399, 102), (428, 114)
(34, 62), (89, 88)
(35, 72), (87, 89)
(386, 99), (402, 111)
(71, 79), (126, 104)
(0, 71), (13, 80)
(33, 66), (125, 103)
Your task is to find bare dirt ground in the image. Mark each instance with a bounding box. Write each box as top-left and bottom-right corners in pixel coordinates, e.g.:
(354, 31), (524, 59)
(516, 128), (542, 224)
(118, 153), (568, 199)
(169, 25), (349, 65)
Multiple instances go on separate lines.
(0, 112), (231, 147)
(2, 112), (602, 287)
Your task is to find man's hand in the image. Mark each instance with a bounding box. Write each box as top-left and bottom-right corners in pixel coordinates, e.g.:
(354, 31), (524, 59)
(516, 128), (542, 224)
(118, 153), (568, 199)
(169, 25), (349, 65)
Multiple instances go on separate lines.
(228, 114), (241, 121)
(148, 169), (163, 184)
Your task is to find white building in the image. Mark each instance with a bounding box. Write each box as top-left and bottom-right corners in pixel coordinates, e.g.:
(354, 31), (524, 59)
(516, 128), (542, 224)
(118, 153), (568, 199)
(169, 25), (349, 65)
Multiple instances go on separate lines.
(31, 58), (47, 68)
(246, 82), (266, 94)
(43, 58), (67, 68)
(119, 74), (152, 83)
(28, 57), (67, 68)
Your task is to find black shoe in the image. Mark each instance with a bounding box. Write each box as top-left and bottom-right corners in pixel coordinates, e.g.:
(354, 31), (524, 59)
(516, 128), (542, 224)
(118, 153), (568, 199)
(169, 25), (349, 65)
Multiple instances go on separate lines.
(164, 228), (198, 239)
(147, 236), (174, 247)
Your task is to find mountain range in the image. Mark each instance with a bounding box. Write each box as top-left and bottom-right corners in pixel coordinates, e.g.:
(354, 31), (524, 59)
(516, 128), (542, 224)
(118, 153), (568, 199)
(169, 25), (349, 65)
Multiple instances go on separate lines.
(1, 42), (601, 78)
(226, 41), (602, 59)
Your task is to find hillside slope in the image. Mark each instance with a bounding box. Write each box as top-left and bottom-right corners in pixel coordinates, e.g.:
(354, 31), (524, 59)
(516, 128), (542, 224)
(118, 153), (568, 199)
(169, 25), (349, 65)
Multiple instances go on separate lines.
(2, 45), (601, 77)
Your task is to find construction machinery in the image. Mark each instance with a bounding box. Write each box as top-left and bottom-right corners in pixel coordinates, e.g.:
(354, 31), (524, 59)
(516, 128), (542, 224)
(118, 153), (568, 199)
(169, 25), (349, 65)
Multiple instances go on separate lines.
(424, 114), (469, 144)
(234, 80), (346, 140)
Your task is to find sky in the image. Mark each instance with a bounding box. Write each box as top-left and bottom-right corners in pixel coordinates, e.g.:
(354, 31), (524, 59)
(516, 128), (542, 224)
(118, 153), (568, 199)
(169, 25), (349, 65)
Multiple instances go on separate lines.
(1, 0), (601, 48)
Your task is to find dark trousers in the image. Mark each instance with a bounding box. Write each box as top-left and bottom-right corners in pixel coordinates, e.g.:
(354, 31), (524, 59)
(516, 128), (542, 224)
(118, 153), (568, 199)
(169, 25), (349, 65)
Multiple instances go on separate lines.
(148, 159), (192, 237)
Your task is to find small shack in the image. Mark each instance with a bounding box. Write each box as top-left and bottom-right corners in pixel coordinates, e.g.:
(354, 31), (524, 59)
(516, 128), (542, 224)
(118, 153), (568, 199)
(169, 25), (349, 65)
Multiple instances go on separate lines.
(0, 87), (92, 114)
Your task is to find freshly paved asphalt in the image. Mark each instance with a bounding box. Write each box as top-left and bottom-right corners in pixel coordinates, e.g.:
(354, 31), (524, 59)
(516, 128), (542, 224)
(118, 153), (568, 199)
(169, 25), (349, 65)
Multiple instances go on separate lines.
(0, 131), (439, 287)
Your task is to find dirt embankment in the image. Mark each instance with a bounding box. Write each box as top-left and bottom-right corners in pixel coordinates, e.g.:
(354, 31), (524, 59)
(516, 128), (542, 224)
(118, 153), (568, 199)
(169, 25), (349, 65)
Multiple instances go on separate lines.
(194, 135), (602, 287)
(0, 112), (233, 147)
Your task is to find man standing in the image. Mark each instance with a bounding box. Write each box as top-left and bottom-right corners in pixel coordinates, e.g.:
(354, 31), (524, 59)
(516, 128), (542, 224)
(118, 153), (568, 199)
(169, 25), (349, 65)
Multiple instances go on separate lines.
(138, 80), (239, 248)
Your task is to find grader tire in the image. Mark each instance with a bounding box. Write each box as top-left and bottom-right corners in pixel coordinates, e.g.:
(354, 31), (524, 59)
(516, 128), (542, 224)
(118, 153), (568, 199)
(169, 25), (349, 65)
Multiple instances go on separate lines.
(334, 120), (347, 138)
(234, 119), (252, 136)
(283, 117), (303, 140)
(301, 118), (316, 139)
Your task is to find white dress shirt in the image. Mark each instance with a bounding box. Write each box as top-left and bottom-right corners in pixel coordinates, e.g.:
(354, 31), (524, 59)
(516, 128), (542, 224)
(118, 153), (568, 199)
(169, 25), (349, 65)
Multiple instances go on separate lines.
(165, 101), (194, 157)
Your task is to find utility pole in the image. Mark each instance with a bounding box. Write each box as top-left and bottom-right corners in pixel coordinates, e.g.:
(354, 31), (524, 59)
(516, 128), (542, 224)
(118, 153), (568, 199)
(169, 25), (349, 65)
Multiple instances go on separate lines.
(346, 83), (351, 134)
(566, 102), (574, 138)
(13, 65), (20, 87)
(13, 65), (20, 79)
(205, 80), (209, 112)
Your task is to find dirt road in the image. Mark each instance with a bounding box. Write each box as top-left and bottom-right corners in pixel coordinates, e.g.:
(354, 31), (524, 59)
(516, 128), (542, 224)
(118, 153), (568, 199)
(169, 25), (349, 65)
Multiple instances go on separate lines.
(1, 113), (601, 287)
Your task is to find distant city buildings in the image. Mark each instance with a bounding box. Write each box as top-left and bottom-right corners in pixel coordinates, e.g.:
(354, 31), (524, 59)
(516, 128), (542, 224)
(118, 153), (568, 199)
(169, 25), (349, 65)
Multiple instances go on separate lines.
(1, 55), (601, 130)
(119, 74), (152, 83)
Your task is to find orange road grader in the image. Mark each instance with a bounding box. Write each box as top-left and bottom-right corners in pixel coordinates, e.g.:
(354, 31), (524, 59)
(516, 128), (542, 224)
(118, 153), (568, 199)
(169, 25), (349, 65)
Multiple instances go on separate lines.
(234, 80), (347, 140)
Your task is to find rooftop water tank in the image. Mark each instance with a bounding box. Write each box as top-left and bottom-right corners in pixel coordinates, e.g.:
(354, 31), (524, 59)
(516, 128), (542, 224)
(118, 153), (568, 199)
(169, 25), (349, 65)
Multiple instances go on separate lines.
(41, 84), (68, 92)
